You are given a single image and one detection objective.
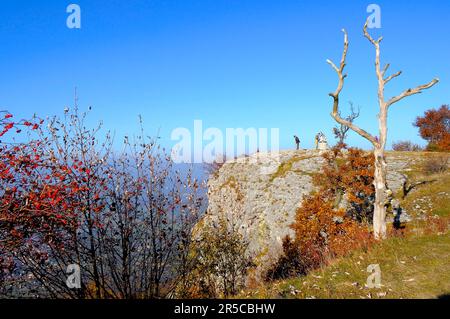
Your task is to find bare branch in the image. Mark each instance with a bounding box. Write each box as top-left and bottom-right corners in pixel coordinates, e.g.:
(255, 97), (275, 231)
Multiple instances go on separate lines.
(331, 111), (377, 146)
(350, 101), (360, 117)
(327, 29), (348, 113)
(384, 71), (402, 84)
(363, 20), (383, 45)
(326, 59), (339, 74)
(333, 101), (362, 146)
(327, 29), (378, 146)
(386, 78), (440, 107)
(382, 63), (390, 77)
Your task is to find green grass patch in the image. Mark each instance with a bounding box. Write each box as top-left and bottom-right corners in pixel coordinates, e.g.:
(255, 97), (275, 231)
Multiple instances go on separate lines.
(243, 232), (450, 299)
(400, 169), (450, 218)
(269, 155), (316, 182)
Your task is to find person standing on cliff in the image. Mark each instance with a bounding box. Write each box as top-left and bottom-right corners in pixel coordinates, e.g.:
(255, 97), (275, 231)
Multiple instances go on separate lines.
(294, 135), (300, 150)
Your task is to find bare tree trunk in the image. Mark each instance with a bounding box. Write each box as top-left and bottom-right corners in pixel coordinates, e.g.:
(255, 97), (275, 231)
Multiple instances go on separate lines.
(373, 147), (387, 239)
(373, 83), (388, 239)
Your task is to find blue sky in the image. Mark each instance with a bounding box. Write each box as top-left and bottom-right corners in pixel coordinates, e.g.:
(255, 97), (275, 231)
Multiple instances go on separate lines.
(0, 0), (449, 152)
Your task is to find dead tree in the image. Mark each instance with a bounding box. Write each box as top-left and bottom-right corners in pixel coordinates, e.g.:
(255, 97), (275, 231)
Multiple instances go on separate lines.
(327, 21), (439, 239)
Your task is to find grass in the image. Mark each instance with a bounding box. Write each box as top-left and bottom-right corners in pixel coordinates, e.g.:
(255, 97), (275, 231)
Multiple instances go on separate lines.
(269, 154), (317, 182)
(243, 232), (450, 299)
(396, 155), (450, 219)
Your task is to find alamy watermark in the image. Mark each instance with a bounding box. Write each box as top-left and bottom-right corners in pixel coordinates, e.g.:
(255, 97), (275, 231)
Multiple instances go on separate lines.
(366, 264), (382, 288)
(66, 4), (81, 29)
(367, 4), (381, 29)
(171, 120), (280, 165)
(66, 264), (81, 289)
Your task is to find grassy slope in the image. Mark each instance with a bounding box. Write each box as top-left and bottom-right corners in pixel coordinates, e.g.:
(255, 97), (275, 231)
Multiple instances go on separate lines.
(243, 152), (450, 299)
(246, 233), (450, 299)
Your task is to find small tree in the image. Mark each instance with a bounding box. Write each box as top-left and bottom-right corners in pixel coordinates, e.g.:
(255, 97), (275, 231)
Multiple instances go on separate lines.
(327, 21), (439, 239)
(392, 141), (422, 152)
(180, 216), (254, 298)
(414, 105), (450, 151)
(332, 101), (360, 148)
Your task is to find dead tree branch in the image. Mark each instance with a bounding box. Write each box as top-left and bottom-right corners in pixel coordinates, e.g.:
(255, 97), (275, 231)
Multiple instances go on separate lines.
(327, 29), (378, 146)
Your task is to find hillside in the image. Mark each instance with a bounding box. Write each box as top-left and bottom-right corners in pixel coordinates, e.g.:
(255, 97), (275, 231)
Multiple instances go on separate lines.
(240, 151), (450, 299)
(244, 233), (450, 299)
(203, 150), (450, 292)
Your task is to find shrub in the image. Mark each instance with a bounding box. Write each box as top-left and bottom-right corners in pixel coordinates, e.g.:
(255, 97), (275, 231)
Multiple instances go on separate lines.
(314, 147), (375, 223)
(0, 109), (204, 299)
(268, 193), (373, 281)
(392, 141), (423, 152)
(178, 216), (254, 298)
(266, 236), (306, 280)
(436, 134), (450, 152)
(414, 105), (450, 152)
(422, 156), (448, 175)
(292, 194), (372, 265)
(426, 136), (450, 152)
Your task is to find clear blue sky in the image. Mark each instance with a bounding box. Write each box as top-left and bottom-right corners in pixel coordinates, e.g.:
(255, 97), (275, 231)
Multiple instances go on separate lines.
(1, 0), (449, 151)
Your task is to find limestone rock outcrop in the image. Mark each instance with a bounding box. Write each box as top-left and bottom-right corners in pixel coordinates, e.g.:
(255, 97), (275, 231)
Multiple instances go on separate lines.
(202, 150), (429, 281)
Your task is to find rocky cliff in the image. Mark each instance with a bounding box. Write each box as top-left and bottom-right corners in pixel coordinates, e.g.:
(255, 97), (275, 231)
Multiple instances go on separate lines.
(202, 150), (429, 282)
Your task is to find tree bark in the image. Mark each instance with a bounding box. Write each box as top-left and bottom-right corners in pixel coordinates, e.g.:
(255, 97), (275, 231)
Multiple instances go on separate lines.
(373, 148), (388, 239)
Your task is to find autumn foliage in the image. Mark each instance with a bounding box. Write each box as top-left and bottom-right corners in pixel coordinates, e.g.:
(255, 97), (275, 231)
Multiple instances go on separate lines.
(294, 193), (372, 266)
(414, 105), (450, 152)
(313, 147), (375, 222)
(268, 148), (374, 280)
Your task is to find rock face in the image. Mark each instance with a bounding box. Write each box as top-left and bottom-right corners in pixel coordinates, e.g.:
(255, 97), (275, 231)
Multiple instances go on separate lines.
(203, 150), (430, 282)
